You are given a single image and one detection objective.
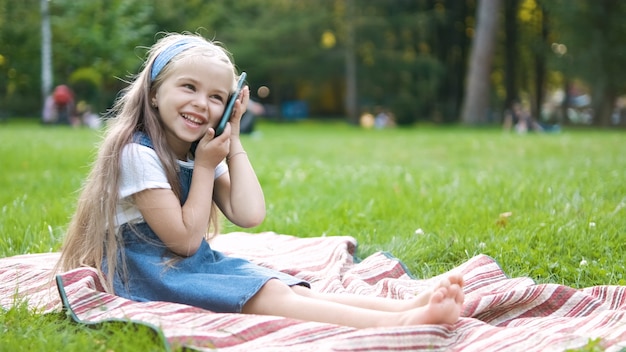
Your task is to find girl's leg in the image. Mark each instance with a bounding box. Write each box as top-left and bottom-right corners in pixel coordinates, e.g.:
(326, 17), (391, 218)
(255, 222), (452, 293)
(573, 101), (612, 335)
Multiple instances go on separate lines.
(242, 278), (464, 329)
(291, 273), (464, 313)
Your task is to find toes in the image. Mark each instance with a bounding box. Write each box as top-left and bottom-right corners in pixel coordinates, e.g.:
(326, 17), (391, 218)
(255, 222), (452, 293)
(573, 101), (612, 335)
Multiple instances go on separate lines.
(448, 273), (465, 288)
(437, 273), (465, 291)
(456, 290), (465, 304)
(430, 288), (445, 303)
(450, 284), (465, 304)
(437, 278), (451, 289)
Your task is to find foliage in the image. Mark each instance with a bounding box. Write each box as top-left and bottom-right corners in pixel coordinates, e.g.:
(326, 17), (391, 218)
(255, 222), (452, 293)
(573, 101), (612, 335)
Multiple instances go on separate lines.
(356, 2), (449, 124)
(212, 0), (336, 111)
(565, 338), (607, 352)
(0, 0), (471, 121)
(50, 0), (156, 109)
(542, 0), (626, 126)
(68, 67), (102, 106)
(0, 0), (157, 114)
(0, 0), (43, 114)
(1, 1), (626, 126)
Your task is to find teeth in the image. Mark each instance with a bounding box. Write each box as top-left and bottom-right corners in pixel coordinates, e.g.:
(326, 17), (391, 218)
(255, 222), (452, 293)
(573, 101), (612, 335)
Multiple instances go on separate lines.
(181, 113), (202, 124)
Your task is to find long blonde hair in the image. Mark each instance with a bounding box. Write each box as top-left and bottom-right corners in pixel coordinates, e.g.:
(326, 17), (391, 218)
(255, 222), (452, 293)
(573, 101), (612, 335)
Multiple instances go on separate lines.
(57, 33), (237, 292)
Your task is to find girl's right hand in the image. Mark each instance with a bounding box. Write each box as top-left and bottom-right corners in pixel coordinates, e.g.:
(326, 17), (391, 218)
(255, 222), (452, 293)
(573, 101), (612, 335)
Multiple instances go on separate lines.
(194, 124), (231, 169)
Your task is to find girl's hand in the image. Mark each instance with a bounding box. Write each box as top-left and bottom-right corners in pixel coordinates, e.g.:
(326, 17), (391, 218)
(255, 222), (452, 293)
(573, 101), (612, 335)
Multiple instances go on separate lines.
(194, 124), (231, 169)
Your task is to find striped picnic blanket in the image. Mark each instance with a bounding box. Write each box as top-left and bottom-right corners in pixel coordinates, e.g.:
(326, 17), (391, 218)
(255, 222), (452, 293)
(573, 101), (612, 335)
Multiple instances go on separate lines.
(2, 231), (626, 351)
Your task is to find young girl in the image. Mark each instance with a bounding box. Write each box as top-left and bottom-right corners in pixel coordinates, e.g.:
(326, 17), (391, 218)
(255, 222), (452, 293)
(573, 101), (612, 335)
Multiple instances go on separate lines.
(58, 33), (465, 329)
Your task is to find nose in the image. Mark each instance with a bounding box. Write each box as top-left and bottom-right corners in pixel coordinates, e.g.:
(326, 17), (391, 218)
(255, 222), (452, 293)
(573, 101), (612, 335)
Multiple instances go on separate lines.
(191, 94), (208, 111)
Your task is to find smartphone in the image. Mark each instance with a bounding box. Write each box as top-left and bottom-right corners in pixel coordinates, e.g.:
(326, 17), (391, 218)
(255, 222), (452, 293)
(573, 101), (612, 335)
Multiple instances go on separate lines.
(214, 72), (247, 136)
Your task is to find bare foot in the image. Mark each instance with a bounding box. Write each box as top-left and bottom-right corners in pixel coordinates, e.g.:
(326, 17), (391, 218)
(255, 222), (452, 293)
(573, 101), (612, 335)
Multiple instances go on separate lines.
(412, 273), (465, 308)
(394, 276), (464, 326)
(404, 284), (463, 326)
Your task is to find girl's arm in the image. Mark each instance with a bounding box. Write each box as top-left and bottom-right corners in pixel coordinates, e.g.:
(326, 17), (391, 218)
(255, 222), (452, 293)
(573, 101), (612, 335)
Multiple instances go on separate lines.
(134, 132), (230, 257)
(213, 86), (266, 227)
(213, 137), (266, 228)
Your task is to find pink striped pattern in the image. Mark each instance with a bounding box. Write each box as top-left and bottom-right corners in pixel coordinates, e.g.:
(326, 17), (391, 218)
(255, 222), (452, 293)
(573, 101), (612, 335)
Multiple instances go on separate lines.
(2, 232), (626, 351)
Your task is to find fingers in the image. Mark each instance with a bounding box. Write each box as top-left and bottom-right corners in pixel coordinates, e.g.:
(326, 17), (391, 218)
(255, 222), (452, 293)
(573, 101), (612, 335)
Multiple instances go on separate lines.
(233, 86), (250, 120)
(240, 85), (250, 106)
(194, 126), (229, 167)
(204, 127), (216, 140)
(205, 123), (230, 142)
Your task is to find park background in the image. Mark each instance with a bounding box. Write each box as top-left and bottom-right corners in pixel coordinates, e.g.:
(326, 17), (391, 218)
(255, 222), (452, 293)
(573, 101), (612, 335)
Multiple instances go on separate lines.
(2, 0), (626, 127)
(0, 1), (625, 350)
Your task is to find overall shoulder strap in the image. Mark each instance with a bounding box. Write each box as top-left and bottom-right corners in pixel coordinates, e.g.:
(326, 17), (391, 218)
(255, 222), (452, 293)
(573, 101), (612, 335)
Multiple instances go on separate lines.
(132, 131), (154, 149)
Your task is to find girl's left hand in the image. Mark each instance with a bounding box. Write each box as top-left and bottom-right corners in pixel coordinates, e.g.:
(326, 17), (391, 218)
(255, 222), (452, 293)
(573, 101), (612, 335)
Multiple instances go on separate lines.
(227, 85), (250, 138)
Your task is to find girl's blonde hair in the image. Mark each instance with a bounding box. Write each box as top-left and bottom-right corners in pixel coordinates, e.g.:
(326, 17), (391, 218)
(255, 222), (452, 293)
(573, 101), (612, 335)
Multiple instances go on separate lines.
(57, 33), (237, 292)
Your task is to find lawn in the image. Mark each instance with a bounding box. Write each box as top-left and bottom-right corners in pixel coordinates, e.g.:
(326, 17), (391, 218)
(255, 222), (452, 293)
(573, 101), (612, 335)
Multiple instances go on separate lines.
(1, 118), (624, 350)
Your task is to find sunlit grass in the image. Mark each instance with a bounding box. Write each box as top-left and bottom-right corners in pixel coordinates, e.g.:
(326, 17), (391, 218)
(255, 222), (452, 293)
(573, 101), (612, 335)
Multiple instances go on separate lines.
(236, 122), (625, 286)
(0, 303), (167, 351)
(0, 118), (625, 350)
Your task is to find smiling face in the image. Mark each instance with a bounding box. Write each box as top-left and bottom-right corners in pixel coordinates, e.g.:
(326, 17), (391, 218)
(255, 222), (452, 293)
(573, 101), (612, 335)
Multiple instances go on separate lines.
(152, 54), (235, 158)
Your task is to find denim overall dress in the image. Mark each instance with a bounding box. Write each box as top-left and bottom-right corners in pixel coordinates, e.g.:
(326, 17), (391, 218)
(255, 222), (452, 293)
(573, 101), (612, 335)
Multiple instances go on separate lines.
(108, 132), (309, 313)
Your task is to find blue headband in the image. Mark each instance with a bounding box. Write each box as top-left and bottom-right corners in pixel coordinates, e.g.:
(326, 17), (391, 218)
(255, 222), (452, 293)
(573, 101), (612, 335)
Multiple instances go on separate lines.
(150, 38), (205, 82)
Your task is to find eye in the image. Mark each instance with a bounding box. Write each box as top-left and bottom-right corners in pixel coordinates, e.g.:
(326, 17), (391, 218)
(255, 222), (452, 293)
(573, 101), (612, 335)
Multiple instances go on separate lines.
(211, 94), (226, 103)
(182, 83), (196, 91)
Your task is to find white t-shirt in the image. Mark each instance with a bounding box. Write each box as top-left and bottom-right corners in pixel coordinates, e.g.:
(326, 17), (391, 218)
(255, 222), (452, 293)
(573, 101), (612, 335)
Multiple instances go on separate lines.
(115, 143), (228, 226)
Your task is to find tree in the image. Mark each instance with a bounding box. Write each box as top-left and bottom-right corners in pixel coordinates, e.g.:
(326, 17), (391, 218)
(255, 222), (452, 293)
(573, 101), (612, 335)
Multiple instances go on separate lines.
(431, 0), (474, 123)
(343, 0), (358, 123)
(461, 0), (502, 125)
(544, 0), (626, 127)
(40, 0), (52, 102)
(0, 0), (45, 115)
(503, 0), (519, 110)
(49, 0), (155, 110)
(10, 0), (626, 129)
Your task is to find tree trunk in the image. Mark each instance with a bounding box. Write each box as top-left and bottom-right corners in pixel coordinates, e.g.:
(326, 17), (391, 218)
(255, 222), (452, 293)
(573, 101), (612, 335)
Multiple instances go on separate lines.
(592, 84), (616, 127)
(533, 4), (548, 120)
(461, 0), (502, 125)
(504, 0), (519, 110)
(40, 0), (53, 102)
(344, 0), (358, 124)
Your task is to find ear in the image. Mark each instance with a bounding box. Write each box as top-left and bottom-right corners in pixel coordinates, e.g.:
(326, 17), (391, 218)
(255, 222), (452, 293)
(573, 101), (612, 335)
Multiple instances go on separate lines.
(150, 93), (158, 108)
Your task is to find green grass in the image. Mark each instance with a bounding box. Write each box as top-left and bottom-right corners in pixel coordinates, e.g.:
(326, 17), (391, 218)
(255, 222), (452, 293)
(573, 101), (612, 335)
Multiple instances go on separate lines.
(0, 303), (166, 351)
(1, 118), (625, 350)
